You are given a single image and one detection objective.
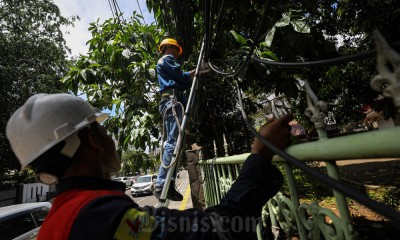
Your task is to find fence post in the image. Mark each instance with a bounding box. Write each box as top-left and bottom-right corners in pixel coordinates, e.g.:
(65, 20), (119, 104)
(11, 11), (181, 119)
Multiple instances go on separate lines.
(17, 184), (24, 204)
(186, 149), (206, 210)
(304, 79), (356, 239)
(283, 163), (308, 239)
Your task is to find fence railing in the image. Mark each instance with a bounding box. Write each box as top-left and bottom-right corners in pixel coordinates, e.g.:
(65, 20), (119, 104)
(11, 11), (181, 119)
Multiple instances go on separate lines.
(199, 145), (400, 239)
(198, 32), (400, 239)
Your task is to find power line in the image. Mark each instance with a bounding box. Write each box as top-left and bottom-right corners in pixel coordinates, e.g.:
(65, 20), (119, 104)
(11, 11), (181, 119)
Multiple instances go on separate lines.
(135, 0), (146, 25)
(111, 0), (123, 26)
(107, 0), (116, 19)
(202, 0), (400, 224)
(234, 80), (400, 224)
(251, 40), (400, 68)
(206, 0), (271, 77)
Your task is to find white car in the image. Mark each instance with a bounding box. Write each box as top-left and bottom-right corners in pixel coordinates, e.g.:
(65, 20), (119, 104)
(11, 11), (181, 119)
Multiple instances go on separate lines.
(0, 202), (52, 240)
(113, 176), (133, 187)
(131, 174), (157, 196)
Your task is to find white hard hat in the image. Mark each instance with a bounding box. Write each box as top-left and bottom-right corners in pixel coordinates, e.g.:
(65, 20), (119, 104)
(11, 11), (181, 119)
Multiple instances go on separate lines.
(6, 93), (109, 170)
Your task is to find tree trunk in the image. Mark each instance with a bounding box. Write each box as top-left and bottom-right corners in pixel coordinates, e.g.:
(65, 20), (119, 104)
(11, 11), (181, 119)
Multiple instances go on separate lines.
(185, 150), (206, 211)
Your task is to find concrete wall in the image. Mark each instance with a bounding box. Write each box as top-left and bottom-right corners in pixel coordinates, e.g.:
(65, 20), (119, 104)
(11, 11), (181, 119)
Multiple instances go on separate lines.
(0, 189), (17, 207)
(21, 183), (50, 203)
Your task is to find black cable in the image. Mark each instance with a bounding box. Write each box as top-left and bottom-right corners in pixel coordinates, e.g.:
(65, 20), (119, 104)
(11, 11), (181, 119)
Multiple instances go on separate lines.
(200, 0), (400, 225)
(112, 0), (119, 18)
(135, 0), (146, 25)
(280, 10), (314, 60)
(208, 60), (243, 75)
(251, 41), (400, 68)
(207, 0), (214, 62)
(184, 0), (193, 57)
(204, 0), (210, 61)
(207, 0), (271, 77)
(160, 1), (170, 34)
(234, 80), (400, 225)
(112, 0), (122, 26)
(107, 0), (115, 19)
(257, 0), (283, 43)
(114, 0), (125, 22)
(212, 0), (226, 52)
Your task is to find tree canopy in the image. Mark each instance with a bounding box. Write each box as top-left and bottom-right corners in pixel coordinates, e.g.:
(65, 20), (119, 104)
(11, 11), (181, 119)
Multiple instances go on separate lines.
(61, 13), (168, 160)
(121, 149), (157, 176)
(4, 0), (399, 182)
(0, 0), (74, 182)
(145, 0), (400, 156)
(63, 0), (400, 162)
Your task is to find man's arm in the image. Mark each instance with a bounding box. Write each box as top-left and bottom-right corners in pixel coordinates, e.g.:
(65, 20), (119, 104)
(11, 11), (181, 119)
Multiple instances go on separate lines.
(205, 115), (293, 235)
(251, 114), (293, 158)
(160, 55), (193, 88)
(150, 115), (293, 239)
(100, 115), (292, 240)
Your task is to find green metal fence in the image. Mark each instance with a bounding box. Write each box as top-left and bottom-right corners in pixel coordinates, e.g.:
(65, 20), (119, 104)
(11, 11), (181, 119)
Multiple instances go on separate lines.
(198, 33), (400, 239)
(199, 130), (400, 239)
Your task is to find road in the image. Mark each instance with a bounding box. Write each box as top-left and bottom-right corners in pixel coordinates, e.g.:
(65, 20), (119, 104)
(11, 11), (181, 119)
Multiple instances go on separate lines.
(129, 193), (159, 207)
(124, 170), (192, 210)
(125, 158), (400, 208)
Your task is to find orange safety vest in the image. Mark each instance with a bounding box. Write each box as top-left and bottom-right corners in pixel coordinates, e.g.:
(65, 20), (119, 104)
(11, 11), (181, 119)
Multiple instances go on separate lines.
(37, 189), (126, 240)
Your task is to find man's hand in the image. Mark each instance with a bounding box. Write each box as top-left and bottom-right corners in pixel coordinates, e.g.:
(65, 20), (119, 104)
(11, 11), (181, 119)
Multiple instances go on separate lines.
(251, 114), (293, 158)
(190, 69), (195, 79)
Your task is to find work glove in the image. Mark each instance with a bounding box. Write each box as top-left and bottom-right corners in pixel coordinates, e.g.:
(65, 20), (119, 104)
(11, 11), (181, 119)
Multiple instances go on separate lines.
(198, 62), (211, 74)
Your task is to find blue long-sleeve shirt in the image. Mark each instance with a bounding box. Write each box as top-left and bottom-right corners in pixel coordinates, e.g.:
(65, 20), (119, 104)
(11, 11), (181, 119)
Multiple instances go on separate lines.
(157, 54), (192, 93)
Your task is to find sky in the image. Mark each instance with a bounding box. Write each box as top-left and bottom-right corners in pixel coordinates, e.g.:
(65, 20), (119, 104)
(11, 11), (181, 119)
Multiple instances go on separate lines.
(54, 0), (155, 56)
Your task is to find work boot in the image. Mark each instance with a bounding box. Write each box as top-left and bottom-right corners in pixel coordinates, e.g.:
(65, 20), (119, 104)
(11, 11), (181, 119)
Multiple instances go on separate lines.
(153, 186), (162, 199)
(153, 182), (183, 201)
(167, 183), (183, 201)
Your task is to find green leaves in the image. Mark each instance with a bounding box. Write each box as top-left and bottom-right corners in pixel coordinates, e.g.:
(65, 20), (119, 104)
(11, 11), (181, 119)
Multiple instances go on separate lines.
(121, 149), (157, 176)
(63, 15), (164, 156)
(265, 10), (311, 47)
(291, 19), (311, 33)
(229, 30), (247, 45)
(144, 0), (400, 161)
(1, 0), (73, 178)
(259, 47), (279, 61)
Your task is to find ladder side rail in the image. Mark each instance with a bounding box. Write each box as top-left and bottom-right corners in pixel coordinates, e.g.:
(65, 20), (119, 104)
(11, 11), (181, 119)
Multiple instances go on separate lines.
(158, 40), (206, 206)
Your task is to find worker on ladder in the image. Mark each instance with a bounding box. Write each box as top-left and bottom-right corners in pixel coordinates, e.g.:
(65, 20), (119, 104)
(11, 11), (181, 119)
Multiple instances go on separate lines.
(154, 38), (195, 201)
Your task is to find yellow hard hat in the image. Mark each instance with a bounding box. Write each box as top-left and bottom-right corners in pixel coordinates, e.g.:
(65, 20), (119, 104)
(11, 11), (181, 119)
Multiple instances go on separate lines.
(159, 38), (183, 56)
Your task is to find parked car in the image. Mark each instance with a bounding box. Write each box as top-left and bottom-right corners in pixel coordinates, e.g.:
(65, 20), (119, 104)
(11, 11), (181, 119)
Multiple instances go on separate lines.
(129, 176), (137, 184)
(131, 174), (157, 196)
(113, 176), (133, 187)
(0, 202), (52, 240)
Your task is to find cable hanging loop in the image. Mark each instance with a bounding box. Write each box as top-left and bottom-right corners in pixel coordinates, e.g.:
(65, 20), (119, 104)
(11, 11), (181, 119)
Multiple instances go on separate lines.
(159, 96), (185, 169)
(233, 80), (400, 224)
(205, 0), (270, 77)
(251, 40), (400, 68)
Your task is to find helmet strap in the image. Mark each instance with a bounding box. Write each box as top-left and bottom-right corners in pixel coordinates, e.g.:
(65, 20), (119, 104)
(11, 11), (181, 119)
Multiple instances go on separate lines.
(61, 133), (81, 158)
(37, 173), (59, 185)
(30, 141), (76, 184)
(161, 45), (168, 54)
